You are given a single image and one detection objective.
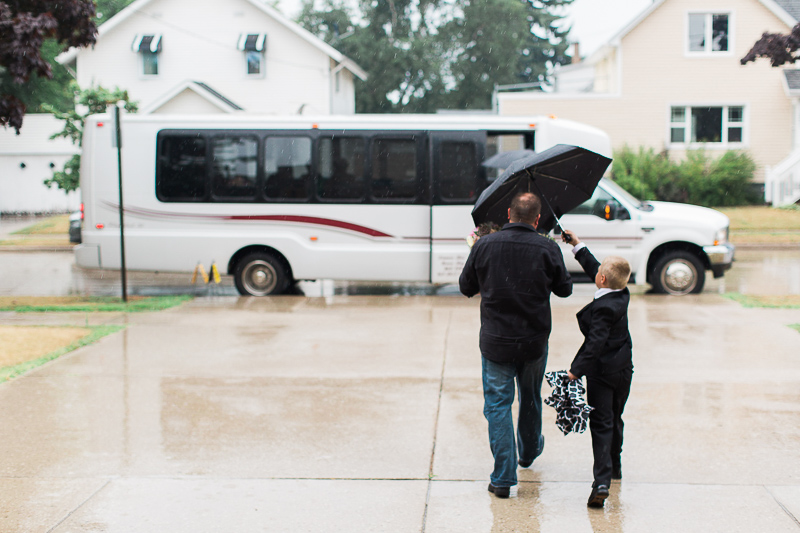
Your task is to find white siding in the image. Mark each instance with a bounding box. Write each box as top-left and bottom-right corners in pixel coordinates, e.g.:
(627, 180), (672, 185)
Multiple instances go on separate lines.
(74, 0), (346, 115)
(0, 115), (80, 214)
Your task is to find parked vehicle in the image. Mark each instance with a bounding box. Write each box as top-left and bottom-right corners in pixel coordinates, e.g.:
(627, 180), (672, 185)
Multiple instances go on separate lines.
(68, 210), (82, 244)
(557, 178), (734, 295)
(74, 113), (732, 296)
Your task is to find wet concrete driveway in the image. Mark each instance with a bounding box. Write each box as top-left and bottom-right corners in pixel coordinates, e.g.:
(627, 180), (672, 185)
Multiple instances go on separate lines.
(1, 255), (800, 531)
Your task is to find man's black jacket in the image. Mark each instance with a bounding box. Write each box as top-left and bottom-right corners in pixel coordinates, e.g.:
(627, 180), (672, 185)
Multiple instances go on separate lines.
(459, 223), (573, 363)
(569, 246), (633, 378)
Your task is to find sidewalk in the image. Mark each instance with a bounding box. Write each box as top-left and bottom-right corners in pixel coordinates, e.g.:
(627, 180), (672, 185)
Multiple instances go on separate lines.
(1, 291), (799, 532)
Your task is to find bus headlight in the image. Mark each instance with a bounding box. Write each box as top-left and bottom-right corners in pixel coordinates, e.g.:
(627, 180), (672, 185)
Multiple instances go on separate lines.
(714, 227), (729, 246)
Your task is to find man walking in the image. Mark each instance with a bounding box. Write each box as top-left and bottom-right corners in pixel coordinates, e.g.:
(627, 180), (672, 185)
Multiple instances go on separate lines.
(459, 191), (573, 498)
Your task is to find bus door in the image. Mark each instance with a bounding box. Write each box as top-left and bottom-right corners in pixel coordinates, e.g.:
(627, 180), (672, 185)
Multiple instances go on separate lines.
(429, 131), (486, 283)
(313, 131), (430, 282)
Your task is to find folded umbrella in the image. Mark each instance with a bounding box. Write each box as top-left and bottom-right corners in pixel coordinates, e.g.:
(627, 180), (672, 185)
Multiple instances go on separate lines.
(544, 370), (594, 436)
(471, 144), (612, 233)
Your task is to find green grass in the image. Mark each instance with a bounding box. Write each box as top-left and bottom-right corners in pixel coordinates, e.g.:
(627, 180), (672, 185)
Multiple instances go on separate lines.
(723, 293), (800, 308)
(0, 295), (193, 313)
(0, 325), (125, 382)
(11, 215), (70, 235)
(790, 324), (800, 334)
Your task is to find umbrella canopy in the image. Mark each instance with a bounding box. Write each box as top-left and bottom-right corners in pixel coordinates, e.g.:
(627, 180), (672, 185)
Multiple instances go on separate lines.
(481, 149), (535, 169)
(471, 144), (612, 233)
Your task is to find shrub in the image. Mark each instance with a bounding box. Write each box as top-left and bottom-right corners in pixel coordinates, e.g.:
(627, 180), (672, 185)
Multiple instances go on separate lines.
(610, 146), (759, 207)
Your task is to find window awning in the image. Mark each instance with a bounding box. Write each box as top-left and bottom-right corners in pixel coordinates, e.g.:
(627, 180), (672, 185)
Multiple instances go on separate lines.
(131, 34), (162, 53)
(237, 33), (267, 52)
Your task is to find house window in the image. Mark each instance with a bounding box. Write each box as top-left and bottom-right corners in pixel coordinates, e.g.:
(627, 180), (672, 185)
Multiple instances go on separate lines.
(238, 33), (267, 76)
(688, 13), (729, 53)
(670, 106), (745, 145)
(132, 34), (162, 76)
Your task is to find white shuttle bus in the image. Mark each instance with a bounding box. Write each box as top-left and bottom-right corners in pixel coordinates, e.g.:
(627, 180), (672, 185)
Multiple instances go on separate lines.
(75, 114), (733, 296)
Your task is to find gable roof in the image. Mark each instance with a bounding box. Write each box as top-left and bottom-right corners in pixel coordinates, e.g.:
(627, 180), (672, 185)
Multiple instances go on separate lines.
(141, 80), (244, 114)
(56, 0), (367, 80)
(584, 0), (799, 65)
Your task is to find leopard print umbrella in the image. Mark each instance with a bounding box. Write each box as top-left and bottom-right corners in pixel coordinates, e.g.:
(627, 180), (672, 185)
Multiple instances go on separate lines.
(544, 370), (594, 435)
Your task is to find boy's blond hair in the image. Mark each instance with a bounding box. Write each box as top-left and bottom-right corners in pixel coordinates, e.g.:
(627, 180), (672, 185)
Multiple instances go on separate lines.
(599, 256), (631, 290)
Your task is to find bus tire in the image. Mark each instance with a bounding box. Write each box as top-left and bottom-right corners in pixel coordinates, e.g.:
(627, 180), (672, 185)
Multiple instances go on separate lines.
(650, 251), (705, 295)
(234, 253), (289, 296)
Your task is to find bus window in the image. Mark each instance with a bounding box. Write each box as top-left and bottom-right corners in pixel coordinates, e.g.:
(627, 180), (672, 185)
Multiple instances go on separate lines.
(485, 133), (532, 181)
(439, 141), (478, 201)
(318, 137), (366, 201)
(371, 138), (417, 201)
(210, 136), (258, 200)
(264, 136), (312, 201)
(156, 134), (207, 202)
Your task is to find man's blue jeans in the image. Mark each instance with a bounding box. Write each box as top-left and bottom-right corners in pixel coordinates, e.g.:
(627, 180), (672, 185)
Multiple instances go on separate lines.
(481, 351), (547, 487)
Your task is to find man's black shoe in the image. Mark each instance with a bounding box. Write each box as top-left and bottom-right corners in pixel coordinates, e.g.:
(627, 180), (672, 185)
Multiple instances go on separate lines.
(612, 465), (622, 480)
(488, 483), (510, 499)
(587, 484), (609, 508)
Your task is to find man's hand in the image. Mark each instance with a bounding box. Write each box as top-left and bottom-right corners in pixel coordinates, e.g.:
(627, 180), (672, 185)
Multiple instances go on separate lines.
(561, 229), (580, 246)
(567, 371), (579, 380)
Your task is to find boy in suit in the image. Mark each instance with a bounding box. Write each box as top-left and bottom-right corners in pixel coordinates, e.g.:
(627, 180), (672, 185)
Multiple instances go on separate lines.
(561, 229), (633, 509)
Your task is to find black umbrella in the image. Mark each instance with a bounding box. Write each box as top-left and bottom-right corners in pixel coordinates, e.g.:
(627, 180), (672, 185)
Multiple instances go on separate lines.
(471, 144), (612, 233)
(481, 149), (535, 169)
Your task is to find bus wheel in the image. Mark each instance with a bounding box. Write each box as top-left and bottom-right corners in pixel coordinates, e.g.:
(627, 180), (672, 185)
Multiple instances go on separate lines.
(650, 251), (705, 295)
(234, 253), (289, 296)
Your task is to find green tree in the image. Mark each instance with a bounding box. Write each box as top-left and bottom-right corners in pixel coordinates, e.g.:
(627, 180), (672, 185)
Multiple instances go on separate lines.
(298, 0), (573, 113)
(43, 83), (138, 192)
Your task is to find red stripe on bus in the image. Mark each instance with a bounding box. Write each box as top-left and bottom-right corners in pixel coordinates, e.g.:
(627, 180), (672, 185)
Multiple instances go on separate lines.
(227, 215), (394, 238)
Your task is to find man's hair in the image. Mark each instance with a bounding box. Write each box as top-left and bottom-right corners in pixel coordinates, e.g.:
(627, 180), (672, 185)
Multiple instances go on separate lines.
(599, 256), (631, 290)
(509, 192), (542, 225)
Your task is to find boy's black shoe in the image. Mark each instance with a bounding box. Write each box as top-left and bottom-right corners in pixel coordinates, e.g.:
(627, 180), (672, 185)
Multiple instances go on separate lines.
(587, 484), (609, 508)
(612, 465), (622, 480)
(488, 483), (510, 499)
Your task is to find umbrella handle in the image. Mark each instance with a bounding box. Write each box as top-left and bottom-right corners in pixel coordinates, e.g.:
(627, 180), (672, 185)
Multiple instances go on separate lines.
(530, 178), (566, 234)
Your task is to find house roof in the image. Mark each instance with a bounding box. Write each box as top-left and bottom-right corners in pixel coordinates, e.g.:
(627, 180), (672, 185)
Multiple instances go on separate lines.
(584, 0), (799, 65)
(56, 0), (367, 80)
(140, 80), (244, 114)
(782, 69), (800, 95)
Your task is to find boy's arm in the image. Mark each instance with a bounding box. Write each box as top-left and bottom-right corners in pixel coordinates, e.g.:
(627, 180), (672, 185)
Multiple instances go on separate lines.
(569, 302), (615, 378)
(562, 229), (600, 279)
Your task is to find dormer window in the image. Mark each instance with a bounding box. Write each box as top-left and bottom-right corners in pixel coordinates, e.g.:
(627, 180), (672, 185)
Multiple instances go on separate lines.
(132, 34), (162, 76)
(687, 13), (730, 54)
(237, 33), (267, 76)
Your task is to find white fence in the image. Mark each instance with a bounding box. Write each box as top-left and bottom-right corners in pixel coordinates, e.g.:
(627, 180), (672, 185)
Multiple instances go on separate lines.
(765, 150), (800, 207)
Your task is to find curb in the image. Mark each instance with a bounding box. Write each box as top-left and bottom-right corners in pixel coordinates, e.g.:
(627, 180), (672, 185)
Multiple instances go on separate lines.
(0, 246), (75, 253)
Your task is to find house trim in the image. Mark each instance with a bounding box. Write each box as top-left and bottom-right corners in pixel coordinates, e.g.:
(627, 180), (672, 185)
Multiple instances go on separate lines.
(141, 80), (244, 114)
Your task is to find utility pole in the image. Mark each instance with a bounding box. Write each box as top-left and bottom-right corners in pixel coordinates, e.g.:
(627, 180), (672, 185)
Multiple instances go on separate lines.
(112, 101), (128, 302)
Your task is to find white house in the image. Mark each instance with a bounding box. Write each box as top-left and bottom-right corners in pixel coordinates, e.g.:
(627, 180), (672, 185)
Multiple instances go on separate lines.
(56, 0), (366, 116)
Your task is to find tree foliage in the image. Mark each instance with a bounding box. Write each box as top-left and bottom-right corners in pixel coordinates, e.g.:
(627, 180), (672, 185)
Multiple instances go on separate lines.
(298, 0), (573, 113)
(0, 0), (98, 132)
(741, 23), (800, 66)
(44, 83), (138, 192)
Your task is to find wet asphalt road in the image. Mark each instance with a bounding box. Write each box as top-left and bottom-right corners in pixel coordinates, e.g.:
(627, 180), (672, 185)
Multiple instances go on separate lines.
(0, 248), (798, 298)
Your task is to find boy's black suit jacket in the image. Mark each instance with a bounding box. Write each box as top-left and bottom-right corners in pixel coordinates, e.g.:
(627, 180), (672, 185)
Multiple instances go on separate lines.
(569, 247), (633, 378)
